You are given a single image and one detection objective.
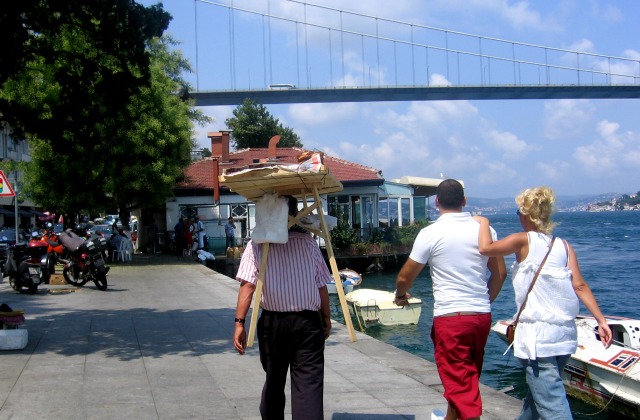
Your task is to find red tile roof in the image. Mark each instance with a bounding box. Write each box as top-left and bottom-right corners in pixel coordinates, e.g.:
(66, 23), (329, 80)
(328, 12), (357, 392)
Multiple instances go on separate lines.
(178, 147), (383, 190)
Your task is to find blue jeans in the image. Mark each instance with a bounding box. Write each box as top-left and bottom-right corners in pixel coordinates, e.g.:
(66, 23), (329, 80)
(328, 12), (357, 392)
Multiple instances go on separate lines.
(517, 355), (572, 420)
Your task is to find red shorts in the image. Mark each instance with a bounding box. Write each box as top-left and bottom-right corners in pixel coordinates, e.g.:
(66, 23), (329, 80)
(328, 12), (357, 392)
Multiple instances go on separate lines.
(431, 313), (491, 420)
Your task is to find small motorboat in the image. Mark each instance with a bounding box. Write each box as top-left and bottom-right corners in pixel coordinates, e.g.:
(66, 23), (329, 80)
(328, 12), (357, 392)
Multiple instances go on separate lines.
(327, 269), (362, 294)
(492, 315), (640, 419)
(345, 288), (422, 327)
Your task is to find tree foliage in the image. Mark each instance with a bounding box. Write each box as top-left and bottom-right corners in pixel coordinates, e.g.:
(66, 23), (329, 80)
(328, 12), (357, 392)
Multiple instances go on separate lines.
(23, 37), (209, 223)
(0, 0), (171, 144)
(225, 99), (303, 149)
(0, 1), (210, 224)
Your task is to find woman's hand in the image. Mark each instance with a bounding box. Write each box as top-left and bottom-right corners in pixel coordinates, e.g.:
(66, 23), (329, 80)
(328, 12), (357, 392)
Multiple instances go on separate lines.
(598, 321), (613, 349)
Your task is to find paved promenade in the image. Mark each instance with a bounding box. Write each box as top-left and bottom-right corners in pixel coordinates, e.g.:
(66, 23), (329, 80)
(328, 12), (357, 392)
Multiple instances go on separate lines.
(0, 253), (520, 419)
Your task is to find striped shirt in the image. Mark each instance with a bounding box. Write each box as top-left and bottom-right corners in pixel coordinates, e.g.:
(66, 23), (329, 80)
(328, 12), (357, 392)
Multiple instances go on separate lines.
(236, 231), (332, 312)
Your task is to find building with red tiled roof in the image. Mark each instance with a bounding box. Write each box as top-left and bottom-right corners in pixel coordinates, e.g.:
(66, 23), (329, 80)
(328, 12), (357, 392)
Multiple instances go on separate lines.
(166, 131), (439, 254)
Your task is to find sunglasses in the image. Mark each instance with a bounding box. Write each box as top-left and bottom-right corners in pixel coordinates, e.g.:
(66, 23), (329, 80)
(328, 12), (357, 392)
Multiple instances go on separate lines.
(516, 209), (521, 216)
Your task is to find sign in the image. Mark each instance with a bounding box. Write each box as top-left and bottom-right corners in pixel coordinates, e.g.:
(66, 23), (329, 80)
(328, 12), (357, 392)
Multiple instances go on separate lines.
(0, 170), (15, 197)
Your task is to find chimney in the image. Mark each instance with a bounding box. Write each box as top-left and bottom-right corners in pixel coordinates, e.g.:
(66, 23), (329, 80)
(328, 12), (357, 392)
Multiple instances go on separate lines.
(268, 135), (281, 160)
(208, 131), (231, 162)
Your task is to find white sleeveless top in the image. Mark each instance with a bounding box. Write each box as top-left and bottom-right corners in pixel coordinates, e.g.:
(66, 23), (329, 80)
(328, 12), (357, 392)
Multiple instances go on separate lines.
(511, 232), (578, 360)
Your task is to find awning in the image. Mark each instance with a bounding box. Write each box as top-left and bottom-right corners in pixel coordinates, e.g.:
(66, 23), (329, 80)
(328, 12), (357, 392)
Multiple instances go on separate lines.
(29, 209), (47, 217)
(0, 208), (14, 216)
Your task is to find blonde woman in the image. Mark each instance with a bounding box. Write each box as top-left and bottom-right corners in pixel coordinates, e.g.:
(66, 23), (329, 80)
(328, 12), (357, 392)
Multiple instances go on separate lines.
(475, 186), (612, 420)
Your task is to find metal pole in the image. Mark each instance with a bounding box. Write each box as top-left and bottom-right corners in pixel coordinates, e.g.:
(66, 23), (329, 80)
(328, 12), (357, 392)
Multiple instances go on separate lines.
(13, 172), (18, 242)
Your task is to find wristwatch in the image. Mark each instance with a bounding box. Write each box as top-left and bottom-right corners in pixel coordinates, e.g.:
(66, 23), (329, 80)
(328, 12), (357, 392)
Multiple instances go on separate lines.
(234, 318), (245, 324)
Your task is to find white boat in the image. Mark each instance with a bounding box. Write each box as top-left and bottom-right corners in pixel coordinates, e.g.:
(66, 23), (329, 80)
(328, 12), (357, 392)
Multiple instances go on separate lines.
(492, 315), (640, 419)
(345, 288), (422, 326)
(327, 269), (362, 294)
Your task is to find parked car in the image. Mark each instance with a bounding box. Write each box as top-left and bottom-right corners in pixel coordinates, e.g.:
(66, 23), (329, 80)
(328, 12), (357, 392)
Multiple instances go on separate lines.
(0, 229), (26, 246)
(89, 224), (113, 237)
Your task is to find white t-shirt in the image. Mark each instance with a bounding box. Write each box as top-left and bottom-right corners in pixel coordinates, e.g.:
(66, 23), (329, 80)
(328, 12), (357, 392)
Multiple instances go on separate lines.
(409, 212), (497, 317)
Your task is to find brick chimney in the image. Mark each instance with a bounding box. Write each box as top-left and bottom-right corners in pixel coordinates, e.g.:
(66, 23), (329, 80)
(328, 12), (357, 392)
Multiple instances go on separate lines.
(268, 135), (281, 160)
(208, 131), (231, 162)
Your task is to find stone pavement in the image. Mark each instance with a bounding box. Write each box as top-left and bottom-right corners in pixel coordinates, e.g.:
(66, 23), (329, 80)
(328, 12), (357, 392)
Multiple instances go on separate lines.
(0, 253), (520, 419)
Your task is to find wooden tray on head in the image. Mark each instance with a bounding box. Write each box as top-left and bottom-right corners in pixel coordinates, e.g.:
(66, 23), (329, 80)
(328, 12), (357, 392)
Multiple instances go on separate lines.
(219, 165), (343, 201)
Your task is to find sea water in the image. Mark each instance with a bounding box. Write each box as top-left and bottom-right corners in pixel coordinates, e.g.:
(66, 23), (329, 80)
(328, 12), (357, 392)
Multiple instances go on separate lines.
(329, 211), (640, 419)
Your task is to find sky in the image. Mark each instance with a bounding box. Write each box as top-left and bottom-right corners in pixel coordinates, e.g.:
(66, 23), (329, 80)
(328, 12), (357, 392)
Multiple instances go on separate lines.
(139, 0), (640, 199)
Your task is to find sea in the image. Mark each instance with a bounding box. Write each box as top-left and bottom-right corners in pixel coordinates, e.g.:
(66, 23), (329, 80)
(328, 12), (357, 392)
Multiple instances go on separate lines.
(328, 211), (640, 420)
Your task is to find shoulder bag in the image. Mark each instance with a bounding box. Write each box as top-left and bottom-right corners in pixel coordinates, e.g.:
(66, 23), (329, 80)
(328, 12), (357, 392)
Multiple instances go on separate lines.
(506, 236), (556, 344)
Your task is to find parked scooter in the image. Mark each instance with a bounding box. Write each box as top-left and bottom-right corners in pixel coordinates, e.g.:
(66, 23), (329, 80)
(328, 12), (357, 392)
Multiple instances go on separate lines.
(57, 229), (109, 291)
(6, 241), (47, 294)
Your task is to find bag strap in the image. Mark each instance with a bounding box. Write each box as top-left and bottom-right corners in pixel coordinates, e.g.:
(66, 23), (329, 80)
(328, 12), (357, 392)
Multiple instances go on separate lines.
(512, 236), (556, 325)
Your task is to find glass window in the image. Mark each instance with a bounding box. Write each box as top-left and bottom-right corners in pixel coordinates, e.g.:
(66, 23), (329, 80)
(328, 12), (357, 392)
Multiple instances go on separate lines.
(378, 198), (388, 227)
(388, 198), (398, 227)
(413, 197), (426, 222)
(401, 198), (410, 226)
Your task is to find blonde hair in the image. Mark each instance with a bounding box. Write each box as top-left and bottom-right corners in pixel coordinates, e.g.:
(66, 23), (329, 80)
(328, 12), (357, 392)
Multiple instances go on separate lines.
(515, 186), (557, 234)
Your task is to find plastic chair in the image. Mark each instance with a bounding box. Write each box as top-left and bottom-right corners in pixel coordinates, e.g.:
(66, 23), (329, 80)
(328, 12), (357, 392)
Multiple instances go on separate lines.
(112, 240), (126, 262)
(123, 239), (133, 261)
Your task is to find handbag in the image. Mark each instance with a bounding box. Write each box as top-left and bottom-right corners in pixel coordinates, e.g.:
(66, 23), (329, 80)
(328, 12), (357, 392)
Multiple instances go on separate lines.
(507, 236), (556, 344)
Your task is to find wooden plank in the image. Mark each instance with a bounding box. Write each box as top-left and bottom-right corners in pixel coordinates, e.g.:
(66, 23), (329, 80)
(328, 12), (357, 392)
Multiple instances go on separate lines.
(247, 243), (269, 347)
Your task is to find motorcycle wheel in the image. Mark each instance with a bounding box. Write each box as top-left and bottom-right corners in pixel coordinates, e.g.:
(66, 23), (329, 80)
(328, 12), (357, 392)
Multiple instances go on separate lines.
(27, 282), (38, 294)
(93, 273), (107, 291)
(9, 277), (21, 292)
(63, 265), (88, 287)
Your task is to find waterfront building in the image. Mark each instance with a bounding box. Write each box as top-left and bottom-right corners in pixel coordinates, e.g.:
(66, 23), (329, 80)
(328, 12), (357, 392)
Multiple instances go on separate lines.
(166, 131), (457, 254)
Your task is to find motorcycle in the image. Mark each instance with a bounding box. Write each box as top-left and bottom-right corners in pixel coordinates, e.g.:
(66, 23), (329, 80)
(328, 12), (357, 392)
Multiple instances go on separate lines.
(6, 241), (47, 294)
(28, 231), (56, 284)
(57, 229), (109, 291)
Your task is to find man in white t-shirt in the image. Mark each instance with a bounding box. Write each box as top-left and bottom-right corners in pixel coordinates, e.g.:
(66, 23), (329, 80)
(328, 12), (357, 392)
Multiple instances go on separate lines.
(395, 179), (507, 420)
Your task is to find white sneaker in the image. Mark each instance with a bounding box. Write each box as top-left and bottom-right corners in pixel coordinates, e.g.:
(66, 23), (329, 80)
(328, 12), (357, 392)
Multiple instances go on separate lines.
(431, 408), (445, 420)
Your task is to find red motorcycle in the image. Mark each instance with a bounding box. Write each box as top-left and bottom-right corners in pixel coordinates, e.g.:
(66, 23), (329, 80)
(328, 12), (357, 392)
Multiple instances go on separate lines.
(28, 231), (57, 284)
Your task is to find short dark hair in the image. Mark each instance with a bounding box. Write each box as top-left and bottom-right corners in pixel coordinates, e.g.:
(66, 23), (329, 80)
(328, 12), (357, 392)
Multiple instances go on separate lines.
(284, 195), (298, 217)
(436, 179), (465, 209)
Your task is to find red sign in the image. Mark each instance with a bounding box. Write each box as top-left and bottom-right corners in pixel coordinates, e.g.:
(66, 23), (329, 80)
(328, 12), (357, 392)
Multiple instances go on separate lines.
(0, 170), (15, 197)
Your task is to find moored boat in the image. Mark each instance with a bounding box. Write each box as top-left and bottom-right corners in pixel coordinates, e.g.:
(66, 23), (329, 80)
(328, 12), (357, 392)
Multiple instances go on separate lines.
(345, 288), (422, 327)
(327, 269), (362, 294)
(492, 315), (640, 419)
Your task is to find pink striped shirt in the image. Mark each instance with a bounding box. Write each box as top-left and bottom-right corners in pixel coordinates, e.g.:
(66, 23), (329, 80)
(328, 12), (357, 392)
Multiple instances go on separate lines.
(236, 232), (332, 312)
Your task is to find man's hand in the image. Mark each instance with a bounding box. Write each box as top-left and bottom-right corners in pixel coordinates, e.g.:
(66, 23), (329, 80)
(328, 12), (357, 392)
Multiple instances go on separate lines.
(393, 292), (412, 306)
(233, 324), (247, 355)
(322, 315), (332, 339)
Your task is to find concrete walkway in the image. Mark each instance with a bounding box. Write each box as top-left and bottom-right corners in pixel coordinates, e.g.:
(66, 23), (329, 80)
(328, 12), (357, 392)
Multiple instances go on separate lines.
(0, 253), (520, 419)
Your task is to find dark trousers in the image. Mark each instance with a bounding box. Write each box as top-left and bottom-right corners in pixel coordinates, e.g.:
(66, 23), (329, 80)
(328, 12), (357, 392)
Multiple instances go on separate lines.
(226, 235), (235, 249)
(257, 310), (325, 420)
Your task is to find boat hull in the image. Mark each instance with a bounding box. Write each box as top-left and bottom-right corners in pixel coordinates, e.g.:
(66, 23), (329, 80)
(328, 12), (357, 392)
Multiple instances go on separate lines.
(327, 269), (362, 295)
(345, 288), (422, 326)
(492, 316), (640, 419)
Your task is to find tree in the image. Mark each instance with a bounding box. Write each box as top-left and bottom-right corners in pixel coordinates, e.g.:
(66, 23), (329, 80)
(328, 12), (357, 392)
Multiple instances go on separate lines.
(0, 1), (170, 143)
(225, 99), (303, 149)
(23, 36), (210, 225)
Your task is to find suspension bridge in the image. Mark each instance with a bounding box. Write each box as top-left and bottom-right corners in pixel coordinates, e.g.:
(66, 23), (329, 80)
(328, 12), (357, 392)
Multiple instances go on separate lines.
(186, 1), (640, 106)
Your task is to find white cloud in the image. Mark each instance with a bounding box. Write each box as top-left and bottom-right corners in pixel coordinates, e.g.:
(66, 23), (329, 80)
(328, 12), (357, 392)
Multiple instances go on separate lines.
(476, 160), (519, 185)
(573, 119), (640, 175)
(288, 103), (358, 125)
(543, 100), (595, 140)
(536, 160), (570, 181)
(485, 129), (531, 159)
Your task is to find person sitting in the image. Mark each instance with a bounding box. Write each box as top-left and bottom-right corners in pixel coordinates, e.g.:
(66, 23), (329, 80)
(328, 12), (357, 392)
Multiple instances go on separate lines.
(108, 230), (126, 262)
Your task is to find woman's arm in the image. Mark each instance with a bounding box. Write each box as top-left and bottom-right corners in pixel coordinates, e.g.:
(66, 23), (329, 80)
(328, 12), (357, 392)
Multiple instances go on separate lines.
(567, 243), (612, 348)
(474, 216), (527, 258)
